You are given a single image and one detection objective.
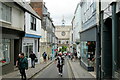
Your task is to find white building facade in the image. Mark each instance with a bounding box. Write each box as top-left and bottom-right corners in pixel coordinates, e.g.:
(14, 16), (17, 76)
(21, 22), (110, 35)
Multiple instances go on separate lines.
(72, 3), (82, 58)
(79, 0), (98, 71)
(22, 4), (42, 65)
(0, 1), (25, 74)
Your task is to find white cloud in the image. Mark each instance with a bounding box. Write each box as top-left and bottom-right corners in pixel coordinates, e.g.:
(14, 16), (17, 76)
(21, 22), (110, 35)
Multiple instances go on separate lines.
(44, 0), (80, 25)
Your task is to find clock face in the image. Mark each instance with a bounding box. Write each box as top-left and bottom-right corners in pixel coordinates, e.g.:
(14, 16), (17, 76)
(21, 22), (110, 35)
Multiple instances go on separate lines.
(61, 31), (66, 36)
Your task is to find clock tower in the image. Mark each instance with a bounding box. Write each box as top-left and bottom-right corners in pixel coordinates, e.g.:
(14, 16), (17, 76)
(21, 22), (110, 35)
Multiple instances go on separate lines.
(55, 17), (72, 51)
(62, 16), (65, 27)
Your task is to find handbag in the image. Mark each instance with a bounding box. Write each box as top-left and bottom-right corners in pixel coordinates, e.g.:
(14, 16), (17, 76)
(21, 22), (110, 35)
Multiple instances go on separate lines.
(35, 58), (38, 62)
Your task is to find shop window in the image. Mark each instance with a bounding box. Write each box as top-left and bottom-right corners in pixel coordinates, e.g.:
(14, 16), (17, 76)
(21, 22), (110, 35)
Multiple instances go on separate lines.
(0, 39), (10, 65)
(80, 41), (96, 67)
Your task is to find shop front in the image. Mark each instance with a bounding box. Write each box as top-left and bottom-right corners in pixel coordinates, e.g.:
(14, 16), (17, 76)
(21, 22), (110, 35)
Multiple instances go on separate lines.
(80, 41), (96, 71)
(0, 27), (25, 75)
(80, 27), (96, 71)
(22, 34), (41, 67)
(0, 39), (11, 66)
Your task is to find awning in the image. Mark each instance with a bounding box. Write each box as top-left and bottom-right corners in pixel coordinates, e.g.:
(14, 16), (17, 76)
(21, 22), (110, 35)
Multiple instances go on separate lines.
(25, 34), (42, 38)
(80, 27), (96, 41)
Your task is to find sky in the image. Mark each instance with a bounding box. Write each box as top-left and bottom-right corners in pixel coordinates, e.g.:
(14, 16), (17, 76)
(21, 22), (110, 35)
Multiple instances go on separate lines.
(43, 0), (80, 25)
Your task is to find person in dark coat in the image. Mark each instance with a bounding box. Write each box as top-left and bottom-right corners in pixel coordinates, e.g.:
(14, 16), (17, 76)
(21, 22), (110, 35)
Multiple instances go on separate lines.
(16, 54), (21, 75)
(74, 50), (77, 61)
(29, 51), (36, 68)
(19, 53), (28, 80)
(42, 52), (47, 63)
(16, 53), (21, 67)
(55, 52), (64, 77)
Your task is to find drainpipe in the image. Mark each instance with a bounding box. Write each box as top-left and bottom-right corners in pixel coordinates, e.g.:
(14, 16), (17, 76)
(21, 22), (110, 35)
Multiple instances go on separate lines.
(111, 2), (118, 78)
(38, 38), (40, 52)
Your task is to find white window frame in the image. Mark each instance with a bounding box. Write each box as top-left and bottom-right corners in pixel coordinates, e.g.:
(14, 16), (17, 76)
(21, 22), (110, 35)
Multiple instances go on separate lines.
(0, 3), (11, 23)
(30, 15), (36, 31)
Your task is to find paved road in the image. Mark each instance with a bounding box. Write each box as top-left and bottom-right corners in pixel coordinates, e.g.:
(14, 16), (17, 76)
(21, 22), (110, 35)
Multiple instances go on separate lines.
(33, 59), (73, 79)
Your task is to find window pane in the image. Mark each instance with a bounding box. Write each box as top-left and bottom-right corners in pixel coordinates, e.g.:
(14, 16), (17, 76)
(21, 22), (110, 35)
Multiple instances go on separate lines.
(1, 3), (11, 22)
(2, 4), (6, 21)
(0, 39), (10, 65)
(31, 15), (36, 31)
(7, 7), (11, 22)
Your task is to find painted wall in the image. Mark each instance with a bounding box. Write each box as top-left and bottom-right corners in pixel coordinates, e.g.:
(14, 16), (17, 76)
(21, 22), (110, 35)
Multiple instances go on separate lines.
(25, 12), (41, 36)
(80, 0), (97, 31)
(0, 2), (25, 31)
(72, 3), (81, 43)
(12, 7), (24, 30)
(40, 28), (47, 42)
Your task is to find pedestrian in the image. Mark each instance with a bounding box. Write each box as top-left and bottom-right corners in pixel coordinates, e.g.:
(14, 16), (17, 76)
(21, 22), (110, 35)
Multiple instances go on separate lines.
(18, 53), (28, 80)
(55, 52), (65, 77)
(29, 51), (37, 68)
(16, 53), (21, 76)
(16, 53), (21, 67)
(50, 53), (52, 60)
(42, 52), (47, 63)
(74, 50), (77, 61)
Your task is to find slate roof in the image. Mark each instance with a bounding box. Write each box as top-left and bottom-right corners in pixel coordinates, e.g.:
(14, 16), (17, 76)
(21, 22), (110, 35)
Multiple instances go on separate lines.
(14, 1), (41, 20)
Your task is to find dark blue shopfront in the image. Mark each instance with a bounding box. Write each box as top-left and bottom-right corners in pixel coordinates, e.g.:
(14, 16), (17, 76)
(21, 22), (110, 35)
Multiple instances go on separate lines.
(80, 27), (96, 71)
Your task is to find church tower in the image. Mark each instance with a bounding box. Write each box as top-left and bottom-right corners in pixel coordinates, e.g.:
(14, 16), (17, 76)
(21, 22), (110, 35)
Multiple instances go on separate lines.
(62, 16), (65, 27)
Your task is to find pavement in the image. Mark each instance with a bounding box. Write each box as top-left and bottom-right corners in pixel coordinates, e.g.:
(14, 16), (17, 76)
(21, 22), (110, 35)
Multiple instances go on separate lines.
(2, 60), (53, 79)
(68, 59), (96, 79)
(2, 58), (96, 79)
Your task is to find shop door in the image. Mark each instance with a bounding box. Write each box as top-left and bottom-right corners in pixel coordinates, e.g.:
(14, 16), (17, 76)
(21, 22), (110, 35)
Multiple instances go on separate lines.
(34, 40), (37, 54)
(23, 43), (33, 58)
(14, 39), (20, 65)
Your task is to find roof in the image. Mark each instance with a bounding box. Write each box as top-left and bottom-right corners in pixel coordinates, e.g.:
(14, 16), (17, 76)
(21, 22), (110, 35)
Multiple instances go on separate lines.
(30, 0), (43, 2)
(15, 2), (41, 20)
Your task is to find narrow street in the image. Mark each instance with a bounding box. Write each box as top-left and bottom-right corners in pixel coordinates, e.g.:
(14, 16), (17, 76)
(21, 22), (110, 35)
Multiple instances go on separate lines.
(3, 58), (95, 79)
(1, 0), (120, 79)
(33, 59), (74, 79)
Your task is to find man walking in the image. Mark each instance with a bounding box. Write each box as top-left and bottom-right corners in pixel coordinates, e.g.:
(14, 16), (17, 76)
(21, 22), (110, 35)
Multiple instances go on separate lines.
(29, 51), (37, 68)
(55, 52), (64, 77)
(19, 53), (28, 80)
(16, 53), (21, 67)
(16, 53), (21, 76)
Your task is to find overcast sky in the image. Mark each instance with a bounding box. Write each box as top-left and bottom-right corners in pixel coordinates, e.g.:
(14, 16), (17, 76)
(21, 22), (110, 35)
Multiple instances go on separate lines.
(43, 0), (80, 25)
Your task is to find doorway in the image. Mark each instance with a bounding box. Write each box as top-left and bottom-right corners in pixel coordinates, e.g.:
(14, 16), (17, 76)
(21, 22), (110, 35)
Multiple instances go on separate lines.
(23, 43), (33, 58)
(14, 39), (20, 65)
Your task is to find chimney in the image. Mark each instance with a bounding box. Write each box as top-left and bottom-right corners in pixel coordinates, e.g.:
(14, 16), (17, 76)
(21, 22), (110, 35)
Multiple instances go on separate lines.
(30, 0), (43, 18)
